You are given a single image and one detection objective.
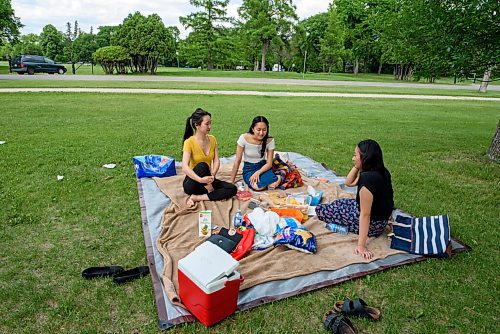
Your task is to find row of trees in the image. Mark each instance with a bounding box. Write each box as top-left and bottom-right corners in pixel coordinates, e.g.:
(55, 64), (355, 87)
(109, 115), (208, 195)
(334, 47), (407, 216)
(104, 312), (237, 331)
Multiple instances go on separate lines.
(1, 0), (498, 88)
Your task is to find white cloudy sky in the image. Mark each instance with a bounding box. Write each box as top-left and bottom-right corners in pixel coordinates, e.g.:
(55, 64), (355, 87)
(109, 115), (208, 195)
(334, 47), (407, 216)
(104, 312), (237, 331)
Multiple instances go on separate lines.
(12, 0), (330, 38)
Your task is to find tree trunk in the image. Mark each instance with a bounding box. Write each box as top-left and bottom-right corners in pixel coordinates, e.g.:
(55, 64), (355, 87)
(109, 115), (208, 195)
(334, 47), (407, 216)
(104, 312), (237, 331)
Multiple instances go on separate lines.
(488, 121), (500, 161)
(260, 41), (269, 72)
(254, 60), (259, 71)
(71, 62), (76, 75)
(377, 62), (383, 75)
(479, 65), (492, 93)
(353, 58), (359, 75)
(207, 61), (213, 71)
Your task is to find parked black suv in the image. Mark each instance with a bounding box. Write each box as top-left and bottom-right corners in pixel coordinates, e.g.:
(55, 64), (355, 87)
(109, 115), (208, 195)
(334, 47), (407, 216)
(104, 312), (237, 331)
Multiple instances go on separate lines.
(11, 55), (67, 75)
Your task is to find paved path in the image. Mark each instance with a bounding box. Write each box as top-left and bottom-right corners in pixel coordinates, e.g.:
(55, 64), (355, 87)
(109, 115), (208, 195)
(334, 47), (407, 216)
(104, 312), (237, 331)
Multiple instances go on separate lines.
(1, 87), (499, 101)
(0, 74), (498, 91)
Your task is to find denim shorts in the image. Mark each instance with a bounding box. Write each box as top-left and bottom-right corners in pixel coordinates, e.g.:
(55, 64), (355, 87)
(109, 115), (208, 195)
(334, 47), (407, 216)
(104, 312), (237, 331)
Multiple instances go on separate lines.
(242, 160), (278, 190)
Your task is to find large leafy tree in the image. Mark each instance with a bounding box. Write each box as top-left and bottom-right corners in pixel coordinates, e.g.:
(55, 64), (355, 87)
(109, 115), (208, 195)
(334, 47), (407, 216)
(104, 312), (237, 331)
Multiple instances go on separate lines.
(289, 12), (331, 73)
(11, 33), (43, 56)
(320, 6), (345, 73)
(95, 25), (118, 49)
(113, 12), (175, 74)
(0, 0), (23, 45)
(238, 0), (298, 71)
(39, 24), (65, 61)
(180, 0), (231, 70)
(73, 32), (98, 66)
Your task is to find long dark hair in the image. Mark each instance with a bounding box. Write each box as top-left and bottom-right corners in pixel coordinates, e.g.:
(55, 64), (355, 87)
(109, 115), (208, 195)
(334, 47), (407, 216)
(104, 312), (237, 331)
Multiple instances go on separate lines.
(183, 108), (211, 143)
(357, 139), (391, 181)
(248, 116), (271, 158)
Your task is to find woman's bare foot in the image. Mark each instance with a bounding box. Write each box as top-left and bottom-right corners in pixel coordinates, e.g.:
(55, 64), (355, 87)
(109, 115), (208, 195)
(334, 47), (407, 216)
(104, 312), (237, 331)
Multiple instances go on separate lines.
(269, 175), (282, 190)
(186, 194), (210, 208)
(186, 195), (195, 208)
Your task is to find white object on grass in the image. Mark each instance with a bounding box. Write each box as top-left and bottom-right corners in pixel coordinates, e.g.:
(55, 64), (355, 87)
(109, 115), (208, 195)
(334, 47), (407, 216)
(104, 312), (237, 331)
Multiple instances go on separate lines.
(102, 163), (116, 169)
(0, 141), (6, 144)
(57, 175), (64, 181)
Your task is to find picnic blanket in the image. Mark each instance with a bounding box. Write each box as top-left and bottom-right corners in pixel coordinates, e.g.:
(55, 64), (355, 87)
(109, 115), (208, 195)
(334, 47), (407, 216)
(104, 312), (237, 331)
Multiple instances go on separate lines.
(138, 153), (469, 329)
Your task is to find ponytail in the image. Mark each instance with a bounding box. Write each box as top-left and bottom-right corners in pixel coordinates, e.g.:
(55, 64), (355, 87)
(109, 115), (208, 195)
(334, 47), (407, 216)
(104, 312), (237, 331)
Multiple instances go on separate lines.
(182, 116), (194, 144)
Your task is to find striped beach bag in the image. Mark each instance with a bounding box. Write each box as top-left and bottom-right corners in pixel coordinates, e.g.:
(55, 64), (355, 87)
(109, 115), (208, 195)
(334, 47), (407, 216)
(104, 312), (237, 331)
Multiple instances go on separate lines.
(389, 214), (452, 258)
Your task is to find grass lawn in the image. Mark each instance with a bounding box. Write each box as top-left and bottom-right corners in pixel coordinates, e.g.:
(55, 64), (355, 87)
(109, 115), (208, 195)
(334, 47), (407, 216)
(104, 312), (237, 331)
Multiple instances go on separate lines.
(2, 60), (496, 87)
(0, 91), (498, 333)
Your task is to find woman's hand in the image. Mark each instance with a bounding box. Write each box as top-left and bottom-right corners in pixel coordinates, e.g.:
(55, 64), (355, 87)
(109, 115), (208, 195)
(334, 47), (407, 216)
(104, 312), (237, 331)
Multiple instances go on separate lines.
(354, 245), (373, 260)
(200, 175), (214, 184)
(249, 172), (260, 187)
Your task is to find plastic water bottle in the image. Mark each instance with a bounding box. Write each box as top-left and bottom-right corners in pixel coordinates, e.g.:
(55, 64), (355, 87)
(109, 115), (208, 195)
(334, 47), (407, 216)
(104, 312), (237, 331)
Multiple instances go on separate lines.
(233, 209), (243, 228)
(324, 223), (349, 235)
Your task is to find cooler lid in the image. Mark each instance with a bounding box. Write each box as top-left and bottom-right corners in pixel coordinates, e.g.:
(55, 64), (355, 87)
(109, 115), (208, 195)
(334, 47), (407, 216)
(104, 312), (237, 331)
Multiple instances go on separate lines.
(178, 242), (239, 288)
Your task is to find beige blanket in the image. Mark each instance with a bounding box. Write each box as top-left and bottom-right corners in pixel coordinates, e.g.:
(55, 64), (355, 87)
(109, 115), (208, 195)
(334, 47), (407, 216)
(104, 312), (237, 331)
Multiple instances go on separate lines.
(155, 164), (400, 305)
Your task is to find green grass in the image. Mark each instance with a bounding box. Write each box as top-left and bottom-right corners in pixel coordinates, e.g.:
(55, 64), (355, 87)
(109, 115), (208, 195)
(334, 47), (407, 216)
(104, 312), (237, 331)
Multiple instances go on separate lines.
(2, 60), (496, 86)
(1, 79), (499, 98)
(0, 91), (499, 333)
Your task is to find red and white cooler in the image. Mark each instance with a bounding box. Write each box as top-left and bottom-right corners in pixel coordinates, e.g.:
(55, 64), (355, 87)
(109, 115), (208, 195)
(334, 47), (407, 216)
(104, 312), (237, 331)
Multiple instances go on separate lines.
(178, 241), (244, 326)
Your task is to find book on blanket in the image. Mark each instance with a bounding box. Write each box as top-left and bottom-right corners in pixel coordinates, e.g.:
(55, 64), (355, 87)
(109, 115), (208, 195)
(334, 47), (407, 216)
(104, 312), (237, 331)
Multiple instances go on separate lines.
(178, 242), (239, 291)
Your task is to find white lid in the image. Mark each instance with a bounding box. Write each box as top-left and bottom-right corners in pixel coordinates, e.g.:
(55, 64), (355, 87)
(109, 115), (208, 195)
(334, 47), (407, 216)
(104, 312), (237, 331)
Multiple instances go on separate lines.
(178, 242), (239, 289)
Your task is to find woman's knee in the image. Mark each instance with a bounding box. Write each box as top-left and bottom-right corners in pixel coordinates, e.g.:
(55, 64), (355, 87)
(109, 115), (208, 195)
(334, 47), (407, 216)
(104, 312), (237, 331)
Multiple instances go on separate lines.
(193, 162), (211, 176)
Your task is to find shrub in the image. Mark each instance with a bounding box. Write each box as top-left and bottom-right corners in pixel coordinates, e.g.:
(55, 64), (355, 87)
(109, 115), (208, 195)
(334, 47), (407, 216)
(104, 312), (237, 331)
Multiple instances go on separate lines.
(92, 46), (131, 74)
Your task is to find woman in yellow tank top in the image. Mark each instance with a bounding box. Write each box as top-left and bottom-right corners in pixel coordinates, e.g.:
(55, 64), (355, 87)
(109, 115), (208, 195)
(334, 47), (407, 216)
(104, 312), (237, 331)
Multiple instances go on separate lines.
(182, 108), (237, 207)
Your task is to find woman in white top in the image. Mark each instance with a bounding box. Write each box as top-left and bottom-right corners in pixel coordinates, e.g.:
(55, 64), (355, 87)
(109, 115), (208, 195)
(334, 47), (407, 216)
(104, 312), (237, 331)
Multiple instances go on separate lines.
(230, 116), (281, 190)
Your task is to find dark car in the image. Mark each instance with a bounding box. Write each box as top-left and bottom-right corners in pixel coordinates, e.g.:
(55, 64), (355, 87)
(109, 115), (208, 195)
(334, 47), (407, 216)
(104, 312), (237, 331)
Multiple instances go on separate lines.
(11, 55), (67, 75)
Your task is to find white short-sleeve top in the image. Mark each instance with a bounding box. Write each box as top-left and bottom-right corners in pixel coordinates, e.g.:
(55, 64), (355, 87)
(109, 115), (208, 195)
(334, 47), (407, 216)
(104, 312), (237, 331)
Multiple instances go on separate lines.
(237, 134), (275, 163)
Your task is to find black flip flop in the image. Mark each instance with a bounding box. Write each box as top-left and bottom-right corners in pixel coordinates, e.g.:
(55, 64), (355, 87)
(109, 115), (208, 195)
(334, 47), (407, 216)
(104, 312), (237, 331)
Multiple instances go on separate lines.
(82, 266), (124, 279)
(113, 266), (150, 284)
(323, 311), (357, 334)
(333, 298), (381, 320)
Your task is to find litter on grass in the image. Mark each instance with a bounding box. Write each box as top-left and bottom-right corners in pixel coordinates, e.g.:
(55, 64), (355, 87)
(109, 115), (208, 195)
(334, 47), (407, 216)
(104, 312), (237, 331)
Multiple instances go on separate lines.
(0, 141), (6, 145)
(102, 164), (116, 169)
(57, 175), (64, 181)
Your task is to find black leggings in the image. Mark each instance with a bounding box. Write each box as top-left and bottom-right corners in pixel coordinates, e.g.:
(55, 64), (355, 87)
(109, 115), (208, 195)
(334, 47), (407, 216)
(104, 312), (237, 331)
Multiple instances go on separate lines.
(183, 162), (237, 201)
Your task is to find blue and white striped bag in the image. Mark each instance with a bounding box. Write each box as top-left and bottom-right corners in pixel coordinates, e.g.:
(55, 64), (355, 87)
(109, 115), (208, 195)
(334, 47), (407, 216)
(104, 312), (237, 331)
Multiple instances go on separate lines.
(390, 214), (452, 258)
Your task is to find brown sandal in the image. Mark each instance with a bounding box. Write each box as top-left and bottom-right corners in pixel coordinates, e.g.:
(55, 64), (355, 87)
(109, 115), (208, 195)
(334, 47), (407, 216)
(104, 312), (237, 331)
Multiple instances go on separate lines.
(333, 298), (381, 320)
(323, 311), (357, 334)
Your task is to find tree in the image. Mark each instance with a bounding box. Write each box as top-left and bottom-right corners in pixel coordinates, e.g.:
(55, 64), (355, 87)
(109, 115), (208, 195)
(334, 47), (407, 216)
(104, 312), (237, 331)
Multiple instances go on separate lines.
(64, 20), (80, 74)
(320, 7), (345, 73)
(113, 12), (175, 74)
(10, 33), (43, 56)
(95, 25), (118, 49)
(39, 24), (65, 61)
(488, 121), (500, 161)
(73, 32), (98, 63)
(93, 45), (131, 74)
(238, 0), (298, 71)
(180, 0), (231, 70)
(0, 0), (23, 45)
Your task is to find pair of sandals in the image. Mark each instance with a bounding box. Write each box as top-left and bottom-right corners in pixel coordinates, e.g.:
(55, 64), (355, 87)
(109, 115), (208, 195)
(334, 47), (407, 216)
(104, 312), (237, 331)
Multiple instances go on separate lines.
(82, 265), (150, 284)
(323, 298), (381, 334)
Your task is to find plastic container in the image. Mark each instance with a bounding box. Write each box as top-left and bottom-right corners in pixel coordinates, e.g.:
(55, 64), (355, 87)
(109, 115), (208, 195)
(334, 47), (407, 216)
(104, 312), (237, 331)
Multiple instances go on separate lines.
(232, 209), (243, 228)
(286, 194), (310, 214)
(324, 223), (349, 235)
(270, 208), (305, 222)
(178, 242), (243, 326)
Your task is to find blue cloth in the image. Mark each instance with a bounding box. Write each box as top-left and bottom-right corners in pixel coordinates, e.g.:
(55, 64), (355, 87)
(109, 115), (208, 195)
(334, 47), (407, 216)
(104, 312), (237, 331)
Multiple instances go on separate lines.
(242, 160), (278, 190)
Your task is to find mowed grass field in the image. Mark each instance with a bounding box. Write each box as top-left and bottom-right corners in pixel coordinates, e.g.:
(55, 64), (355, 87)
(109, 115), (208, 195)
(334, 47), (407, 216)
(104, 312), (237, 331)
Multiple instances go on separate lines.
(0, 90), (498, 333)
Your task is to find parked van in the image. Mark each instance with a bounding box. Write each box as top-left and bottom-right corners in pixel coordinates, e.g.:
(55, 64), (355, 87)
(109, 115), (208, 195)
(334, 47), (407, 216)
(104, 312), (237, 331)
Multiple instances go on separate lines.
(11, 55), (67, 75)
(272, 64), (284, 72)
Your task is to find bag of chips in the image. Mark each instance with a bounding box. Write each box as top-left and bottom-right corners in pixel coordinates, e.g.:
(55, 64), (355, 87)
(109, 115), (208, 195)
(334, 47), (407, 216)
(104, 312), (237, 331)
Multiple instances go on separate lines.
(274, 226), (316, 254)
